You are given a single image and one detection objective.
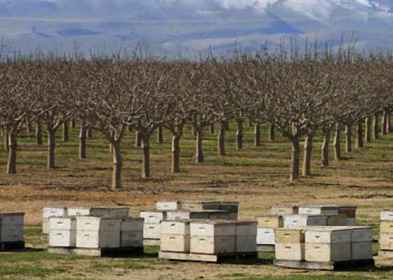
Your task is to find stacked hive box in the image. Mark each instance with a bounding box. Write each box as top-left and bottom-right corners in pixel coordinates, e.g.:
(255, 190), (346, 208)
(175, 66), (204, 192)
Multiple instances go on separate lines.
(236, 221), (257, 253)
(160, 220), (190, 253)
(379, 210), (393, 256)
(275, 228), (305, 262)
(76, 217), (121, 249)
(0, 213), (25, 248)
(49, 217), (76, 248)
(275, 226), (373, 269)
(120, 218), (144, 248)
(42, 208), (67, 234)
(141, 201), (239, 245)
(256, 215), (283, 249)
(305, 227), (352, 263)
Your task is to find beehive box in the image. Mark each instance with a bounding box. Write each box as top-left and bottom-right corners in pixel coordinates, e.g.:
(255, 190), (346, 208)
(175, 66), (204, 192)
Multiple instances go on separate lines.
(275, 243), (305, 261)
(166, 210), (235, 221)
(48, 217), (76, 248)
(352, 242), (373, 260)
(68, 208), (129, 218)
(256, 215), (283, 228)
(143, 224), (161, 239)
(283, 215), (327, 229)
(76, 217), (121, 249)
(190, 221), (236, 237)
(298, 205), (339, 216)
(271, 205), (298, 216)
(190, 236), (236, 254)
(380, 221), (393, 234)
(327, 215), (348, 226)
(140, 211), (166, 224)
(160, 220), (190, 253)
(156, 201), (180, 211)
(257, 228), (275, 245)
(120, 218), (144, 248)
(338, 206), (357, 218)
(0, 213), (24, 242)
(379, 234), (393, 250)
(381, 210), (393, 221)
(305, 227), (352, 263)
(236, 221), (257, 253)
(42, 208), (67, 234)
(181, 201), (239, 213)
(275, 228), (305, 244)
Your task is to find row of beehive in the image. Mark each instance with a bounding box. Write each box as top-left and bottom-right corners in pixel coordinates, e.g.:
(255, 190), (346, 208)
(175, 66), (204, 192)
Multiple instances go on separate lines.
(257, 205), (357, 247)
(160, 220), (257, 255)
(44, 207), (143, 249)
(275, 226), (373, 263)
(141, 201), (239, 242)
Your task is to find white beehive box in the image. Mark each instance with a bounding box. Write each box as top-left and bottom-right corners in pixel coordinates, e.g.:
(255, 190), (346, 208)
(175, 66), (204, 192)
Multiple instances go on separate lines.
(190, 236), (236, 254)
(305, 227), (352, 244)
(140, 211), (166, 224)
(283, 215), (327, 229)
(156, 201), (180, 211)
(190, 221), (236, 237)
(161, 235), (190, 252)
(76, 217), (121, 249)
(67, 208), (91, 217)
(275, 243), (305, 261)
(143, 223), (161, 239)
(0, 213), (24, 242)
(161, 221), (190, 235)
(298, 205), (339, 216)
(305, 242), (351, 262)
(43, 208), (67, 234)
(48, 217), (76, 248)
(257, 228), (275, 245)
(271, 205), (298, 216)
(256, 215), (283, 228)
(381, 221), (393, 234)
(379, 233), (393, 250)
(381, 211), (393, 221)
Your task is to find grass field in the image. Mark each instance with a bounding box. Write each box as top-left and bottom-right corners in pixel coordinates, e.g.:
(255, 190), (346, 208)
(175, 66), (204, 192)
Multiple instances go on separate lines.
(0, 123), (393, 279)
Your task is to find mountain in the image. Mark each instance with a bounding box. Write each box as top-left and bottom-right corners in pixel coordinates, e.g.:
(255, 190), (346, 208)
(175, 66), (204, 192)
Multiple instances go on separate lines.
(1, 0), (393, 57)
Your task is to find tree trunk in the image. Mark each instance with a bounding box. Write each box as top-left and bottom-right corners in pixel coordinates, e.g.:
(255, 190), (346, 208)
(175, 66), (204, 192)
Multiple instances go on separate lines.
(6, 133), (17, 174)
(26, 120), (32, 135)
(387, 111), (392, 133)
(3, 128), (9, 151)
(236, 119), (243, 151)
(111, 141), (122, 190)
(157, 126), (164, 144)
(62, 121), (69, 142)
(218, 122), (225, 156)
(372, 113), (379, 141)
(71, 119), (76, 129)
(355, 121), (363, 149)
(141, 135), (151, 178)
(195, 128), (204, 163)
(254, 123), (261, 147)
(79, 126), (87, 160)
(302, 133), (313, 176)
(47, 129), (56, 169)
(35, 121), (43, 145)
(364, 117), (372, 144)
(345, 125), (352, 153)
(87, 128), (93, 139)
(383, 109), (390, 135)
(333, 124), (341, 161)
(135, 131), (142, 148)
(321, 130), (330, 167)
(210, 124), (215, 134)
(171, 134), (181, 173)
(268, 123), (275, 141)
(290, 136), (300, 182)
